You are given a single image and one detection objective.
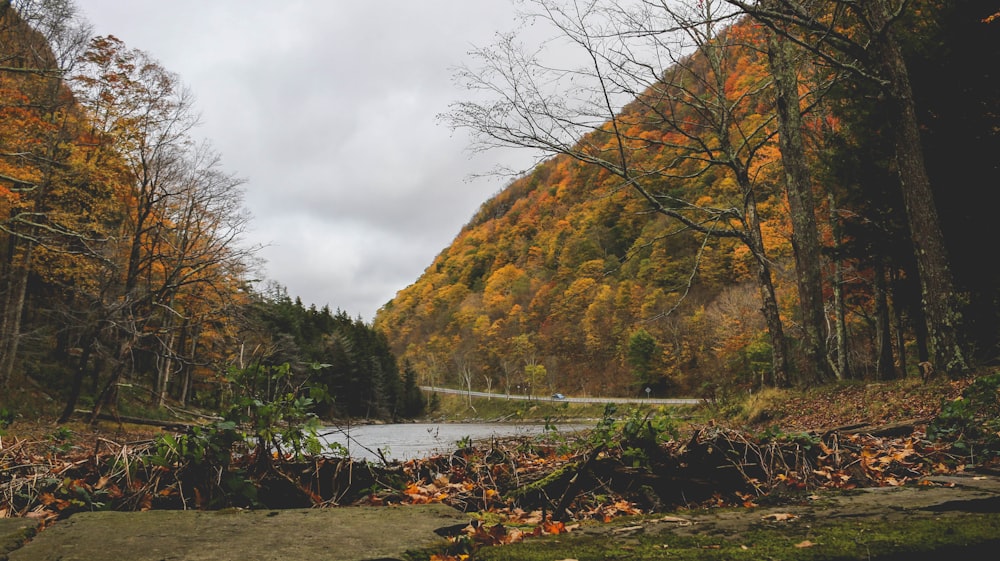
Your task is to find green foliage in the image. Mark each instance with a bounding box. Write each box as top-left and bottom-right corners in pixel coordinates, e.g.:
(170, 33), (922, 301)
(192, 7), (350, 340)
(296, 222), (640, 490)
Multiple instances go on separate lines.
(224, 362), (329, 462)
(249, 295), (406, 420)
(743, 338), (772, 384)
(928, 372), (1000, 458)
(757, 426), (821, 452)
(47, 426), (75, 453)
(146, 421), (254, 508)
(0, 407), (14, 430)
(627, 328), (659, 388)
(589, 404), (680, 468)
(399, 360), (427, 418)
(144, 362), (334, 508)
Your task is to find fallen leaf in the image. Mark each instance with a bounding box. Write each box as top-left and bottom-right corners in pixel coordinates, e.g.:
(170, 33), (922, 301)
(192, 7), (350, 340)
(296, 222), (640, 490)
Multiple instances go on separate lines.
(543, 520), (566, 534)
(795, 540), (817, 548)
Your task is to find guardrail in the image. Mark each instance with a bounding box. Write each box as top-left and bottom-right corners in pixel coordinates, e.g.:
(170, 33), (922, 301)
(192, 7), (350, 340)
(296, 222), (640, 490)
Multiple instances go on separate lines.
(419, 386), (701, 406)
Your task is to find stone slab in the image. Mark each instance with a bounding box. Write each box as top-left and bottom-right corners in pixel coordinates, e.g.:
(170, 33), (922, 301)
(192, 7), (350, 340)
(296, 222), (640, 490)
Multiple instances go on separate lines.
(7, 504), (468, 561)
(1, 518), (38, 559)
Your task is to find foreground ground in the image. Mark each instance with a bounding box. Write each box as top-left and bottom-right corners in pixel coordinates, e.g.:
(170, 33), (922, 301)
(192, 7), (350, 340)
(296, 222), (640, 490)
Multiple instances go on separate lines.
(1, 475), (998, 560)
(2, 376), (998, 560)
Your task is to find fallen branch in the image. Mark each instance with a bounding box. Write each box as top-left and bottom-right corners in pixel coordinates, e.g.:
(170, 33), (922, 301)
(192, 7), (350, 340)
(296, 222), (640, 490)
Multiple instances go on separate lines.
(73, 410), (197, 432)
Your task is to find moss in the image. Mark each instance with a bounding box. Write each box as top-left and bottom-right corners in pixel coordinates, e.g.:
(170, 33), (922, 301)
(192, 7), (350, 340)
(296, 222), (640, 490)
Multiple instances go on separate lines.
(505, 462), (578, 501)
(0, 523), (37, 559)
(473, 512), (1000, 560)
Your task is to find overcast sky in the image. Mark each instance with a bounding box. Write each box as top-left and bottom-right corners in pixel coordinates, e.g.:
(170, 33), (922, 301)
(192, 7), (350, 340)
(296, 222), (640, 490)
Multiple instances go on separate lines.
(77, 0), (540, 321)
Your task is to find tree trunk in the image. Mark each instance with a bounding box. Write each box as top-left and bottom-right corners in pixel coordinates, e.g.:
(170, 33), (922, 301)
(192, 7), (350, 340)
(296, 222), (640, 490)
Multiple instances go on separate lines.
(864, 0), (969, 377)
(872, 255), (896, 380)
(0, 241), (33, 387)
(744, 192), (790, 387)
(828, 193), (850, 380)
(58, 337), (95, 423)
(155, 332), (175, 408)
(889, 267), (909, 378)
(766, 29), (832, 383)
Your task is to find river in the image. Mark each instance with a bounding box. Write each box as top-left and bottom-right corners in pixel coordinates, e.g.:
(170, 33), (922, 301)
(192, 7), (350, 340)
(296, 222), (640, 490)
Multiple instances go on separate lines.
(318, 422), (590, 462)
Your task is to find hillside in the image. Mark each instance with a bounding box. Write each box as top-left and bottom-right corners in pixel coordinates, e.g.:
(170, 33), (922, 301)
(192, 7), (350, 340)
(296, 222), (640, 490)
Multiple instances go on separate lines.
(374, 1), (1000, 397)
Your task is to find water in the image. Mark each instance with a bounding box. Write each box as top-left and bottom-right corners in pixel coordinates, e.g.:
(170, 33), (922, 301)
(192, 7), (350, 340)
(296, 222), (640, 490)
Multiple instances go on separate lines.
(318, 422), (588, 462)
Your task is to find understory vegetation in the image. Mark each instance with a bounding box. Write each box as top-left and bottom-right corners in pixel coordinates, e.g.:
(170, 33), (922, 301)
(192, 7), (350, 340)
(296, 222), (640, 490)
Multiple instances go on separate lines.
(3, 375), (999, 540)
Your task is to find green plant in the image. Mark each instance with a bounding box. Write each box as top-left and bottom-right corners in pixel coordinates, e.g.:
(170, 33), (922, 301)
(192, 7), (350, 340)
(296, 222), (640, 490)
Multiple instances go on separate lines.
(587, 404), (680, 468)
(928, 371), (1000, 459)
(223, 362), (331, 468)
(0, 407), (14, 430)
(455, 435), (473, 450)
(144, 362), (334, 508)
(47, 426), (75, 453)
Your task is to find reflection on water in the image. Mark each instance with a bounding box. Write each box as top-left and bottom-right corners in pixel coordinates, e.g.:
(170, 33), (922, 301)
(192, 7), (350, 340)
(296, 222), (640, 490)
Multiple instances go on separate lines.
(318, 422), (588, 462)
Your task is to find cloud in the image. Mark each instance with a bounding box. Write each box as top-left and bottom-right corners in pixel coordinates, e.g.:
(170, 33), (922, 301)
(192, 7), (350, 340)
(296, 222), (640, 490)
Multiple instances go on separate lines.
(79, 0), (539, 320)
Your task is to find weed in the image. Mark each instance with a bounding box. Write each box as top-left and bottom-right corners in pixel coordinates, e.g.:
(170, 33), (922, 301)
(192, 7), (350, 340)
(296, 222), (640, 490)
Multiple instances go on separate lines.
(928, 371), (1000, 460)
(0, 407), (14, 430)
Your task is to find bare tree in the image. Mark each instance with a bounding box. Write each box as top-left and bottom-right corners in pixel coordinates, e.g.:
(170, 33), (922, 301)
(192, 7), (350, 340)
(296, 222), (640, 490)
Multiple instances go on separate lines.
(445, 0), (799, 385)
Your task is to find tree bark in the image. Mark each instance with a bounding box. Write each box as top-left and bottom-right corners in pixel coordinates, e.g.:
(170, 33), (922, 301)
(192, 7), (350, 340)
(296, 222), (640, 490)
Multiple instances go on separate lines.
(0, 241), (33, 387)
(872, 255), (896, 380)
(766, 29), (832, 383)
(744, 191), (789, 387)
(828, 193), (850, 379)
(871, 23), (969, 377)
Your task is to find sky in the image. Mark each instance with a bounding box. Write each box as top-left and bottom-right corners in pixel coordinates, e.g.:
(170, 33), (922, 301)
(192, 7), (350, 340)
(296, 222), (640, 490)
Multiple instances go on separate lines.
(77, 0), (541, 321)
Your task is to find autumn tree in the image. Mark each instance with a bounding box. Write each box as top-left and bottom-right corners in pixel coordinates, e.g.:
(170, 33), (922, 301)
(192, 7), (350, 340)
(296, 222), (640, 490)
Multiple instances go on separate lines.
(56, 35), (256, 419)
(761, 5), (833, 381)
(0, 0), (91, 386)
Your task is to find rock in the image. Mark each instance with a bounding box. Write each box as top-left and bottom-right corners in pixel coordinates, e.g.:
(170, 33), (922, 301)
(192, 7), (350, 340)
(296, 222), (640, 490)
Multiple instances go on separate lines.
(6, 504), (467, 561)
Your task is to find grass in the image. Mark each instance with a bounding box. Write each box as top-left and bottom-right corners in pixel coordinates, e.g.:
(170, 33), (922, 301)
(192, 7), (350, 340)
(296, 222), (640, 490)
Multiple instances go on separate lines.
(473, 511), (1000, 560)
(424, 391), (696, 424)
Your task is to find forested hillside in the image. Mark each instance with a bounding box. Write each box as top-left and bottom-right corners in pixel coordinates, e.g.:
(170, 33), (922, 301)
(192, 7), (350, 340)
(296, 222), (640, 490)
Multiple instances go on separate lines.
(0, 2), (412, 421)
(375, 0), (999, 398)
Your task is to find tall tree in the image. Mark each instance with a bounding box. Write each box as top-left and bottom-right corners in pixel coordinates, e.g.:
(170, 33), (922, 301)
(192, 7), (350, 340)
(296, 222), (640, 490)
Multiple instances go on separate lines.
(722, 0), (970, 377)
(57, 36), (254, 419)
(763, 12), (833, 381)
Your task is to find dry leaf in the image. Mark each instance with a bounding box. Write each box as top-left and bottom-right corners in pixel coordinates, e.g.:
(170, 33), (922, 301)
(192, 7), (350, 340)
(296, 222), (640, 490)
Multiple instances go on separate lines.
(795, 540), (817, 548)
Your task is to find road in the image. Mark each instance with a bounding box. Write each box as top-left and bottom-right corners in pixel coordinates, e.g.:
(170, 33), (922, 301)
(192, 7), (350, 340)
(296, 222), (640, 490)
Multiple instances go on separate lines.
(419, 386), (701, 406)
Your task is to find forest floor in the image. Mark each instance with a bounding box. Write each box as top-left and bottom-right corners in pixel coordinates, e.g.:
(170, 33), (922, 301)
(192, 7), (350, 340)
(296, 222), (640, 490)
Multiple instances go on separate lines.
(2, 375), (999, 560)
